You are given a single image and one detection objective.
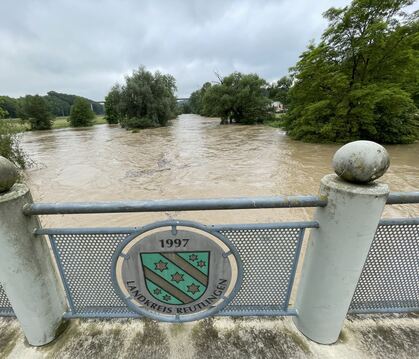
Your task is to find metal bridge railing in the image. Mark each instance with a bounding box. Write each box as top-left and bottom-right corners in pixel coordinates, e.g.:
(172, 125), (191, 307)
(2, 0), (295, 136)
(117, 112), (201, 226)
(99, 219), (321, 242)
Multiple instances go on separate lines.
(2, 193), (418, 320)
(1, 182), (418, 343)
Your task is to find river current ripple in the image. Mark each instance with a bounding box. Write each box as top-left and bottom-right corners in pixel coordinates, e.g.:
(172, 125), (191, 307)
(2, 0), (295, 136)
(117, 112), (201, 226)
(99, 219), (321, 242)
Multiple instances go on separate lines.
(21, 114), (419, 228)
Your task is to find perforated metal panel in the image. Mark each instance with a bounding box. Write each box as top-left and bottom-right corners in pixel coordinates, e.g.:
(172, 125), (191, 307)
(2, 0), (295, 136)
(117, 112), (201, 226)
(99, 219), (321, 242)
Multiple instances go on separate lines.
(219, 227), (304, 315)
(47, 224), (305, 318)
(0, 283), (14, 316)
(49, 233), (135, 316)
(350, 222), (419, 313)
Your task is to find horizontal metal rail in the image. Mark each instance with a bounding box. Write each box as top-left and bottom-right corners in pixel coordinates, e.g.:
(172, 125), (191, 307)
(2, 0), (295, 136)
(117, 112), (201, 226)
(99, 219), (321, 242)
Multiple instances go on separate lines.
(34, 221), (320, 235)
(348, 307), (419, 315)
(386, 192), (419, 205)
(22, 191), (419, 216)
(378, 217), (419, 225)
(34, 227), (138, 235)
(23, 195), (327, 215)
(32, 218), (418, 236)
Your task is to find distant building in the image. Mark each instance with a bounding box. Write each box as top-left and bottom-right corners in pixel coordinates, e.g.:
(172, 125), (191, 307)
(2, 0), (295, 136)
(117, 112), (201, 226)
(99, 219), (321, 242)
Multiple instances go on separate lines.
(270, 101), (285, 113)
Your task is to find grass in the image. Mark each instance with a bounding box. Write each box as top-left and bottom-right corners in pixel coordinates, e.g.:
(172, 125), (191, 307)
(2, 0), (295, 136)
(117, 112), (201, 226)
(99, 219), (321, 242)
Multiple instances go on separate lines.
(54, 115), (107, 129)
(3, 115), (107, 132)
(265, 113), (286, 128)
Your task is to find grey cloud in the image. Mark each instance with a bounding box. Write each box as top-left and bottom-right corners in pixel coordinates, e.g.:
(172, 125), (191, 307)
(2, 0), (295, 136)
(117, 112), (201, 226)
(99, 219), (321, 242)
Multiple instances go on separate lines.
(0, 0), (351, 99)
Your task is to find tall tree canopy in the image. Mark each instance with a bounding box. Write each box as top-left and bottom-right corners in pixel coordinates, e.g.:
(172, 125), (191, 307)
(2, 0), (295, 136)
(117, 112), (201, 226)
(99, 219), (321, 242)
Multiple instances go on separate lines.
(104, 85), (122, 124)
(69, 97), (95, 127)
(105, 67), (177, 129)
(197, 73), (271, 124)
(285, 0), (419, 143)
(21, 95), (54, 130)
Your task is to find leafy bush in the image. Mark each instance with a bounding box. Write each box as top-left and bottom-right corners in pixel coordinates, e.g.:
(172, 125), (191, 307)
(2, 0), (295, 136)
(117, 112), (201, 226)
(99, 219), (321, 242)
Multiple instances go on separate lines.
(0, 120), (27, 168)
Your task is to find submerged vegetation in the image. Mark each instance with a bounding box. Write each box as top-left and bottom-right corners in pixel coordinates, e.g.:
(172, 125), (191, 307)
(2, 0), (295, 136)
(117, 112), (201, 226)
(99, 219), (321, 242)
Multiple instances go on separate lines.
(189, 73), (273, 124)
(104, 67), (177, 129)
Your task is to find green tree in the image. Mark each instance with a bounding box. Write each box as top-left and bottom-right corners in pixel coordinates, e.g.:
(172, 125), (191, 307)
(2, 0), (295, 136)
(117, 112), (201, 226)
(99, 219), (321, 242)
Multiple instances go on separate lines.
(21, 95), (53, 130)
(267, 76), (292, 106)
(202, 72), (271, 124)
(104, 85), (122, 124)
(189, 82), (213, 116)
(285, 0), (419, 144)
(69, 97), (95, 127)
(105, 66), (177, 129)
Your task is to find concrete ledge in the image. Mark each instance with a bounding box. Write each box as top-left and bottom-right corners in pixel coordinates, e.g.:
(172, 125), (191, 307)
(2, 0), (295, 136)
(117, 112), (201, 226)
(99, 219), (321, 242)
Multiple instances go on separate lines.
(1, 314), (418, 358)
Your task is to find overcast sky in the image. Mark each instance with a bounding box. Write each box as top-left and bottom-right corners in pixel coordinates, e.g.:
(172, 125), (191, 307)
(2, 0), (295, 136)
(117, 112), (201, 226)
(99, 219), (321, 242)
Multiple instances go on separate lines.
(0, 0), (353, 100)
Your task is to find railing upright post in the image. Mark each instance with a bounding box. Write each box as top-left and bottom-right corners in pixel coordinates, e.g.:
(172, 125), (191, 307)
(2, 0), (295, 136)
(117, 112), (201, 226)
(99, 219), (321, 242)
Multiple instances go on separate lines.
(0, 156), (67, 346)
(292, 141), (390, 344)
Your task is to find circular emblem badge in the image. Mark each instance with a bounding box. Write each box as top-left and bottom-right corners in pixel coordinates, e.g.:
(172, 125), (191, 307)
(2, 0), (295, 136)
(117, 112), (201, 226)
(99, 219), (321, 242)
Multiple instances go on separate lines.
(112, 220), (242, 322)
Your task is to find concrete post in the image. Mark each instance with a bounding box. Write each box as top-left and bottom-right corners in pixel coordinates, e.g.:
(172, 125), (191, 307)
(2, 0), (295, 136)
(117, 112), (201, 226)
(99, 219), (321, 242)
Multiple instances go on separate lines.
(0, 157), (67, 346)
(293, 141), (390, 344)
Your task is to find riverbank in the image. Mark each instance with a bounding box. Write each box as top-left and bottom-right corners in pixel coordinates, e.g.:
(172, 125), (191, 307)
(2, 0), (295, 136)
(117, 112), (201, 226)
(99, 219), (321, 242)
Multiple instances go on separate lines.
(3, 115), (107, 132)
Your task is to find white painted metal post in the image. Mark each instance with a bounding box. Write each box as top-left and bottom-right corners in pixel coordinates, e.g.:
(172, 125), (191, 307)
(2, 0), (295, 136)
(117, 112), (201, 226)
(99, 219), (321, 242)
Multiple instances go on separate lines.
(0, 157), (67, 346)
(293, 141), (390, 344)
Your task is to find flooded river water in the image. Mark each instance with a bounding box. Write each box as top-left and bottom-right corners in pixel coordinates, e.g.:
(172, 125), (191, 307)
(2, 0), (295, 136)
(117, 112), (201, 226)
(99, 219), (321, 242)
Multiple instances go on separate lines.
(21, 114), (419, 228)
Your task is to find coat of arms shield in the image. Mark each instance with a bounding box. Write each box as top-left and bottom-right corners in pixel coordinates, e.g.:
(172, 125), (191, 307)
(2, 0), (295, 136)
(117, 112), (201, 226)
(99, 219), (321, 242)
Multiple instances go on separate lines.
(139, 251), (210, 305)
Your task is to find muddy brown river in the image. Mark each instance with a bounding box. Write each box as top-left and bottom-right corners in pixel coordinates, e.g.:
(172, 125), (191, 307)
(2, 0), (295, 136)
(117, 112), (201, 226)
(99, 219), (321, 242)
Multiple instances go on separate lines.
(21, 114), (419, 228)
